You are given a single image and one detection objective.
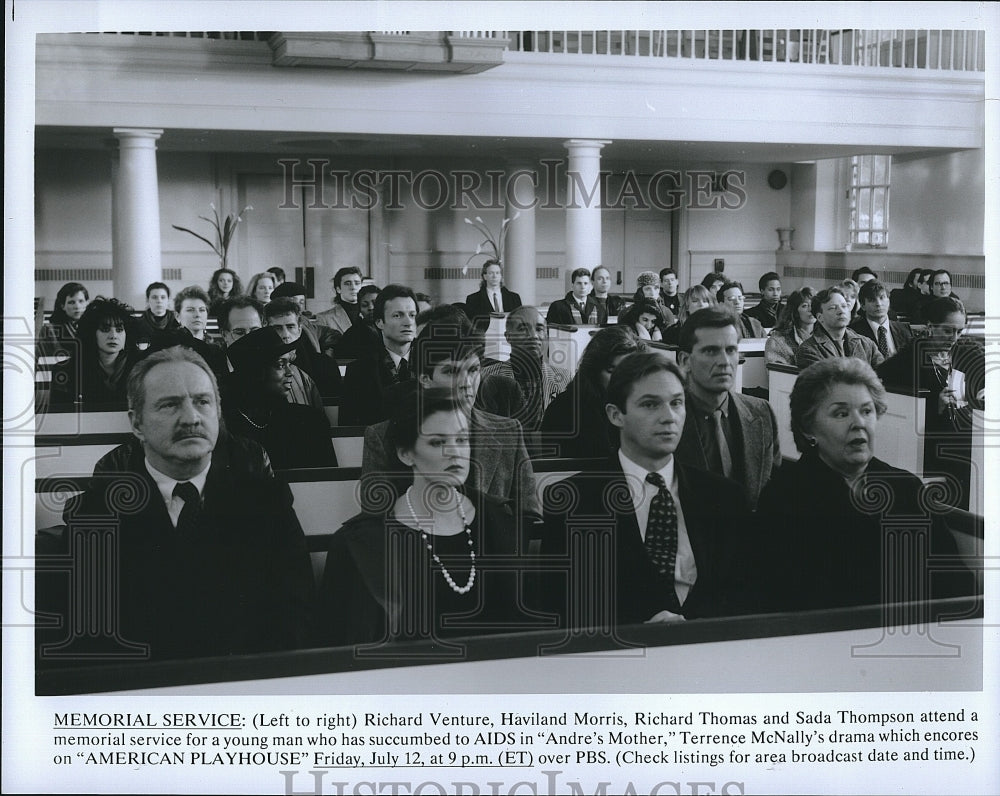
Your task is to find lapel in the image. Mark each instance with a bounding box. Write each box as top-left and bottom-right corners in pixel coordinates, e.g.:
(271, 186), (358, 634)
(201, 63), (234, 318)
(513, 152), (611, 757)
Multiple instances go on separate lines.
(470, 409), (501, 494)
(676, 407), (710, 470)
(731, 391), (759, 472)
(675, 463), (711, 581)
(890, 321), (909, 350)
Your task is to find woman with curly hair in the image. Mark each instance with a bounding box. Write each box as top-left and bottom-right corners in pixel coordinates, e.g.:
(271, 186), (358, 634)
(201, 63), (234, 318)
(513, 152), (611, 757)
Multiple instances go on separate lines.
(207, 267), (243, 316)
(764, 287), (815, 366)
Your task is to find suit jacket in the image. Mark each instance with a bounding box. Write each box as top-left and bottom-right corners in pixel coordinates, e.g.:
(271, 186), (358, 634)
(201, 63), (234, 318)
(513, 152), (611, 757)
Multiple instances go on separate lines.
(849, 316), (913, 358)
(465, 286), (522, 320)
(674, 390), (781, 508)
(339, 345), (412, 426)
(744, 300), (781, 329)
(736, 313), (765, 339)
(361, 407), (541, 521)
(314, 303), (354, 336)
(794, 325), (884, 371)
(540, 457), (752, 627)
(546, 293), (607, 326)
(41, 433), (313, 661)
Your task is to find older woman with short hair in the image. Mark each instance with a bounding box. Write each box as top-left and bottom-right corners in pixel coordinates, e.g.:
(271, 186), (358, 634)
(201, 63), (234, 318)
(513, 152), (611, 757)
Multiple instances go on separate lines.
(764, 287), (815, 366)
(753, 358), (970, 612)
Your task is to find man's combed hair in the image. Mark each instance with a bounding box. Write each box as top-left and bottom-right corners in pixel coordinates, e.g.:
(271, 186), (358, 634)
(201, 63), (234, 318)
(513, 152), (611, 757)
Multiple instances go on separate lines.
(857, 279), (888, 305)
(677, 305), (738, 353)
(923, 295), (966, 325)
(264, 296), (302, 322)
(145, 281), (170, 299)
(127, 346), (220, 421)
(333, 266), (363, 290)
(570, 267), (591, 283)
(217, 296), (264, 331)
(810, 286), (848, 318)
(758, 271), (781, 291)
(715, 280), (744, 304)
(373, 284), (418, 322)
(605, 352), (683, 413)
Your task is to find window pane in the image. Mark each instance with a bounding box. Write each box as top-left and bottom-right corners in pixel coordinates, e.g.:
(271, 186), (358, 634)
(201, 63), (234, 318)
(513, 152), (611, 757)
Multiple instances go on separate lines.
(858, 230), (870, 244)
(871, 231), (884, 246)
(859, 156), (872, 184)
(873, 155), (888, 183)
(872, 187), (886, 227)
(857, 188), (871, 227)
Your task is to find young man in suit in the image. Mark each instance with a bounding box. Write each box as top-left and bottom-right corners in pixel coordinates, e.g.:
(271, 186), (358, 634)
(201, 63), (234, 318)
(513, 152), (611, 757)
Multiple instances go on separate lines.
(339, 284), (418, 426)
(849, 279), (913, 362)
(464, 259), (522, 323)
(541, 353), (752, 630)
(38, 347), (313, 662)
(546, 268), (606, 326)
(743, 272), (783, 330)
(314, 266), (364, 335)
(673, 307), (781, 508)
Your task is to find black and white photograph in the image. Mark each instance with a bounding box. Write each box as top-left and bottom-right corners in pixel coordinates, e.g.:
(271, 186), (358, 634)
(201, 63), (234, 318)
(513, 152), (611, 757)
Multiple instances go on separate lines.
(4, 1), (997, 794)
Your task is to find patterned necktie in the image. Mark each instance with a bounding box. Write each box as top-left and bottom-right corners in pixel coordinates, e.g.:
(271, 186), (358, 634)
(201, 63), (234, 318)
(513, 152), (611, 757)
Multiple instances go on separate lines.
(396, 358), (410, 382)
(877, 325), (890, 358)
(173, 481), (201, 536)
(644, 472), (681, 612)
(713, 408), (734, 479)
(492, 292), (501, 313)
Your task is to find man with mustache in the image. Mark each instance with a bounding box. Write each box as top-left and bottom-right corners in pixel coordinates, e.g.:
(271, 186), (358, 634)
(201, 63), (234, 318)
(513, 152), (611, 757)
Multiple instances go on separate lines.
(540, 352), (752, 629)
(41, 346), (313, 661)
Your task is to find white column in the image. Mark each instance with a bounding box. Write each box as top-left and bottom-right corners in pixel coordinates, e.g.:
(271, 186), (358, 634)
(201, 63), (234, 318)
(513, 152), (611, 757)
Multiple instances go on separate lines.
(563, 139), (611, 275)
(112, 128), (163, 308)
(504, 162), (537, 306)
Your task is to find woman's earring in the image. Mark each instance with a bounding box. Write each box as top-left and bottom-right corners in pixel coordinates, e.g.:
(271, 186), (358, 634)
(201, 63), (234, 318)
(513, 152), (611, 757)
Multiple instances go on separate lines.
(807, 436), (817, 447)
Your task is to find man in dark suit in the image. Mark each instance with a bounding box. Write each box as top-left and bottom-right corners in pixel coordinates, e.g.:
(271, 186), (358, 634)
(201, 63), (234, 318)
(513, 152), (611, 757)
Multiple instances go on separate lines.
(464, 259), (522, 325)
(674, 307), (781, 508)
(339, 284), (418, 426)
(541, 353), (752, 629)
(850, 279), (913, 362)
(38, 347), (313, 662)
(546, 268), (607, 326)
(361, 308), (541, 525)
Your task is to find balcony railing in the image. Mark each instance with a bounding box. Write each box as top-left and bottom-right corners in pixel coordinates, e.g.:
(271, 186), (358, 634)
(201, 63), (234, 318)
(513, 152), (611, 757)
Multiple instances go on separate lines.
(95, 30), (987, 72)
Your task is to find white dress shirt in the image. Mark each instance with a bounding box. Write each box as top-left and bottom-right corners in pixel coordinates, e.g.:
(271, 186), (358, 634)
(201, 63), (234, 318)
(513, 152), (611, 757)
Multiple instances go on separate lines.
(866, 317), (896, 356)
(618, 450), (697, 604)
(145, 459), (211, 528)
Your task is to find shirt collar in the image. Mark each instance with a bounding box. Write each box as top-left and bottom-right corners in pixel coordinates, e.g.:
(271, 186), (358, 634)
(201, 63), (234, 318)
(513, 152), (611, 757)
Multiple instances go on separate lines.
(145, 457), (211, 508)
(618, 448), (676, 499)
(867, 317), (889, 334)
(688, 388), (730, 418)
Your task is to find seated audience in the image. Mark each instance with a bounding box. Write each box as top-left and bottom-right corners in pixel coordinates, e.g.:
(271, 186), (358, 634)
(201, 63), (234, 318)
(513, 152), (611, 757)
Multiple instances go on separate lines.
(795, 286), (883, 370)
(246, 271), (277, 305)
(591, 265), (627, 318)
(764, 287), (815, 366)
(717, 280), (764, 339)
(547, 267), (605, 326)
(221, 327), (336, 469)
(675, 307), (781, 508)
(49, 297), (141, 407)
(914, 269), (964, 322)
(849, 279), (912, 361)
(207, 267), (243, 317)
(851, 266), (878, 286)
(265, 297), (342, 400)
(878, 296), (982, 509)
(266, 266), (286, 286)
(478, 306), (569, 438)
(541, 353), (752, 628)
(631, 271), (676, 332)
(754, 358), (971, 611)
(174, 285), (226, 373)
(318, 390), (534, 646)
(541, 326), (645, 458)
(361, 308), (540, 523)
(663, 284), (717, 346)
(618, 299), (666, 341)
(659, 268), (681, 317)
(335, 284), (382, 358)
(465, 259), (521, 323)
(37, 281), (89, 361)
(39, 347), (313, 661)
(889, 267), (926, 319)
(839, 278), (861, 321)
(339, 284), (418, 426)
(217, 295), (264, 351)
(315, 266), (364, 335)
(743, 271), (783, 329)
(131, 281), (181, 349)
(700, 271), (727, 296)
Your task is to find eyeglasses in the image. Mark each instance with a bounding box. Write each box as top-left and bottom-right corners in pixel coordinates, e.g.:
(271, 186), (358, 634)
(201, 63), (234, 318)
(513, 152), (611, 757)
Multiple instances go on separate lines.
(933, 281), (951, 287)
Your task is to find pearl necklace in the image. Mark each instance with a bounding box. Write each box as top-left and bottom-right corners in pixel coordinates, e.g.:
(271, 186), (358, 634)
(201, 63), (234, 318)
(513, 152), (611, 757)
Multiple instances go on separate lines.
(405, 487), (476, 595)
(238, 409), (269, 430)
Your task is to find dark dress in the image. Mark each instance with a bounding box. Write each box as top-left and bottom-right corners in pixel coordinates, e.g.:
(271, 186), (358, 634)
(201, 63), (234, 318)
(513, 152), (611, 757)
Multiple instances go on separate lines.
(753, 451), (970, 612)
(48, 348), (141, 408)
(317, 490), (541, 647)
(222, 391), (337, 470)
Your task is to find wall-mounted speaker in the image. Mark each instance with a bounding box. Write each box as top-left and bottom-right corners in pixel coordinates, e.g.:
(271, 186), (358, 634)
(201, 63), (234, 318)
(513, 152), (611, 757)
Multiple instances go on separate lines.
(767, 170), (788, 190)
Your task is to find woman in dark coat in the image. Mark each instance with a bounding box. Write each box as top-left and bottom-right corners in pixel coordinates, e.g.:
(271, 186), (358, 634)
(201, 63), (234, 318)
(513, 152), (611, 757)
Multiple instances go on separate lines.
(541, 326), (645, 458)
(37, 281), (89, 361)
(48, 296), (140, 407)
(317, 390), (535, 647)
(221, 326), (336, 470)
(754, 357), (971, 612)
